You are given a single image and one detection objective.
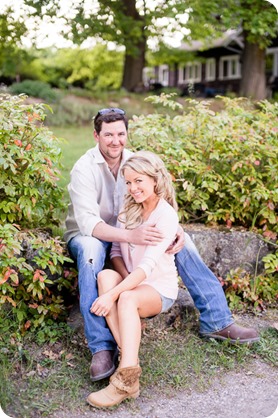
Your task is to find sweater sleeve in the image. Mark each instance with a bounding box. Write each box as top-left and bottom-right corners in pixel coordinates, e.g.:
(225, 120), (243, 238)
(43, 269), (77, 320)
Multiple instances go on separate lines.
(137, 203), (178, 277)
(110, 241), (122, 259)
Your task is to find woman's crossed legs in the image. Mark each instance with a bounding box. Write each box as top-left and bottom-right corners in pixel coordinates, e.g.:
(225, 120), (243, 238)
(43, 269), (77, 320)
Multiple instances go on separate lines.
(97, 269), (162, 368)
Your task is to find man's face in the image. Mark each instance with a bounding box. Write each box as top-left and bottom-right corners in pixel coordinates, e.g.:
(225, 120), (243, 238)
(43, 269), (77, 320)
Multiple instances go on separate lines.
(94, 121), (128, 162)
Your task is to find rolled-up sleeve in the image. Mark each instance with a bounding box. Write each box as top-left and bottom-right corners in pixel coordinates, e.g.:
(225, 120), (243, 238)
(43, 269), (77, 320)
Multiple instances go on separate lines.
(68, 165), (103, 236)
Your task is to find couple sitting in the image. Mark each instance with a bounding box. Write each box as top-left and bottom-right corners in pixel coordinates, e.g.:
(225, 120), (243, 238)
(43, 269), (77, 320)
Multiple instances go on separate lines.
(64, 108), (259, 409)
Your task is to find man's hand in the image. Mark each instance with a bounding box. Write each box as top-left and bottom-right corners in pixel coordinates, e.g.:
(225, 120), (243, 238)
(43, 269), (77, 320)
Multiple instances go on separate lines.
(128, 224), (164, 245)
(166, 224), (185, 255)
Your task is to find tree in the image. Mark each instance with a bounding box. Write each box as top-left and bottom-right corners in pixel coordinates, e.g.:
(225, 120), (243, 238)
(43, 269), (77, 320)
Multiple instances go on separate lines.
(21, 1), (278, 97)
(184, 0), (278, 99)
(0, 7), (28, 82)
(23, 0), (190, 92)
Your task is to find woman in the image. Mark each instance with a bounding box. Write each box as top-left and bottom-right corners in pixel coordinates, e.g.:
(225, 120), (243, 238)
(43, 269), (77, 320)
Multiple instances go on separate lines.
(87, 150), (179, 408)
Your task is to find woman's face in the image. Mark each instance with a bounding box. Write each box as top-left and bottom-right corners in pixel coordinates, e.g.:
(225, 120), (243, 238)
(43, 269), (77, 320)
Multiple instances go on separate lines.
(124, 167), (156, 204)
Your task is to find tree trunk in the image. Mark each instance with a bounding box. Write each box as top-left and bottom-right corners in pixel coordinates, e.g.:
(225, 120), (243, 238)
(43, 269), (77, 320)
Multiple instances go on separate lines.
(122, 40), (146, 92)
(240, 32), (266, 100)
(121, 0), (146, 92)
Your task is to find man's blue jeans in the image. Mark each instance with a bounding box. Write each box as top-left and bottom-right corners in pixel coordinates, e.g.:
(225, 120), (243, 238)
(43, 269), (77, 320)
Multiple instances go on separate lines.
(175, 232), (233, 334)
(68, 232), (234, 355)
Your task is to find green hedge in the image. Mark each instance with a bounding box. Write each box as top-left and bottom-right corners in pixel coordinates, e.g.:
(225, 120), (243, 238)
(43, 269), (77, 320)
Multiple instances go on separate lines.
(9, 80), (59, 102)
(0, 95), (76, 331)
(129, 94), (278, 236)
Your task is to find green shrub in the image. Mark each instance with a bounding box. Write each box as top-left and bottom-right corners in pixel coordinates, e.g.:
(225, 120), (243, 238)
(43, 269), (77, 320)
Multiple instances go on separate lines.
(0, 224), (76, 331)
(9, 80), (58, 102)
(129, 94), (278, 236)
(0, 95), (77, 331)
(224, 266), (277, 312)
(0, 94), (65, 228)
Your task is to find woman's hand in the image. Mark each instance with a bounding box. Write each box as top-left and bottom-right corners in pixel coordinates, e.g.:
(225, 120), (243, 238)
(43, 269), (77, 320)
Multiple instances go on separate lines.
(166, 224), (185, 255)
(90, 293), (115, 317)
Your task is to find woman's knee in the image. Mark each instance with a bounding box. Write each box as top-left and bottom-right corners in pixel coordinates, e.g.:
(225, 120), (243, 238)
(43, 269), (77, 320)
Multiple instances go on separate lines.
(97, 269), (122, 294)
(118, 290), (137, 310)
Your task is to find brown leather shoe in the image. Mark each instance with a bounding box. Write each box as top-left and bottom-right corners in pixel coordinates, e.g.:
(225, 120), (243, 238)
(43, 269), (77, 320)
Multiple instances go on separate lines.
(90, 350), (118, 382)
(201, 323), (260, 344)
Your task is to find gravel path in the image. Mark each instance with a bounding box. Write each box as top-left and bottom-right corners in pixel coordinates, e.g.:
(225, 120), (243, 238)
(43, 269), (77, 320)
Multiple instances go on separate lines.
(51, 358), (277, 418)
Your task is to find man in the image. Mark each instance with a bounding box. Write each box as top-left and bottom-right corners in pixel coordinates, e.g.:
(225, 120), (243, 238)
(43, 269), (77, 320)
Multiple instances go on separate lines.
(64, 108), (259, 382)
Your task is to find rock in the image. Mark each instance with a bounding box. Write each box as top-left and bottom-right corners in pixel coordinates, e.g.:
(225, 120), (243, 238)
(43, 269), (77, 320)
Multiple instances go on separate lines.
(67, 299), (84, 332)
(184, 224), (274, 278)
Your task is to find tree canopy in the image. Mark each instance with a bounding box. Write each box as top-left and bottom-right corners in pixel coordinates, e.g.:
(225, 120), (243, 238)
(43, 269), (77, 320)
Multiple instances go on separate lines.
(2, 0), (278, 97)
(0, 6), (28, 80)
(23, 0), (191, 91)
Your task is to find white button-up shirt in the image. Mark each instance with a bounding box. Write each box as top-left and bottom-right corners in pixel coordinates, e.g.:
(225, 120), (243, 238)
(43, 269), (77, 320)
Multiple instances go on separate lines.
(64, 145), (133, 243)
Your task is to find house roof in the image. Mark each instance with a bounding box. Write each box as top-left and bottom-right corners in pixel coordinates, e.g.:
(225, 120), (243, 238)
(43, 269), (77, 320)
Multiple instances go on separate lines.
(180, 29), (244, 52)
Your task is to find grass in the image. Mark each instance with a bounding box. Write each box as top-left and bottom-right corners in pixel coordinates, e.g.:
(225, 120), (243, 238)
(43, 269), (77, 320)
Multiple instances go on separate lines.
(52, 125), (94, 192)
(0, 308), (277, 418)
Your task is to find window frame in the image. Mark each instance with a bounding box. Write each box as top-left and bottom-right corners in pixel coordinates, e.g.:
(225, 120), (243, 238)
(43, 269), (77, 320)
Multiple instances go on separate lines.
(267, 47), (278, 77)
(219, 55), (241, 80)
(178, 61), (202, 83)
(158, 64), (169, 86)
(205, 58), (216, 81)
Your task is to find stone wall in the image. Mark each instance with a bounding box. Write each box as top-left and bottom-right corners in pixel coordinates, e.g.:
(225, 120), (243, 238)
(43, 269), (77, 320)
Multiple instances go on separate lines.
(184, 224), (274, 278)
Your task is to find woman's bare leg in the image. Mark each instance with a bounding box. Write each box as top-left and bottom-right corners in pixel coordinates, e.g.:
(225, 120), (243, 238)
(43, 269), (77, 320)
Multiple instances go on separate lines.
(97, 269), (123, 347)
(117, 285), (162, 368)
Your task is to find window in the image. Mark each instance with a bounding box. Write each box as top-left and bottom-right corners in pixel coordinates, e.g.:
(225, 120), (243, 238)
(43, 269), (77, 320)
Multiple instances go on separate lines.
(158, 65), (169, 86)
(143, 67), (155, 87)
(179, 62), (202, 83)
(219, 55), (241, 80)
(267, 47), (278, 77)
(205, 58), (216, 81)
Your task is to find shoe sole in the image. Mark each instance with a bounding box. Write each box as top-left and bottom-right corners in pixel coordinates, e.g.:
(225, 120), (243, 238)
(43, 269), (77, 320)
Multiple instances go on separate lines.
(200, 334), (260, 344)
(86, 391), (140, 408)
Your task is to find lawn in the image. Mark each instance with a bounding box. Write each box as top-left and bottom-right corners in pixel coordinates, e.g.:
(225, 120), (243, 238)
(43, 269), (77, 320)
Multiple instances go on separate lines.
(51, 125), (94, 191)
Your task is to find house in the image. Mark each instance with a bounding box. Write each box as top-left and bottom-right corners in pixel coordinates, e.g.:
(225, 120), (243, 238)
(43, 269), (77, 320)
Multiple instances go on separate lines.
(148, 30), (278, 98)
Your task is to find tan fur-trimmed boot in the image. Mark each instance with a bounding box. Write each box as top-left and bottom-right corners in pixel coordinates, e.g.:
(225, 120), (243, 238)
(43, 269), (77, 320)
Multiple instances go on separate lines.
(86, 365), (142, 408)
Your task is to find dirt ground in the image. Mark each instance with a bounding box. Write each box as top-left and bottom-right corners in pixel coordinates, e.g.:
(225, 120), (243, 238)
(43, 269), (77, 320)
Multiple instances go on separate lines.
(49, 311), (278, 418)
(1, 311), (277, 418)
(52, 361), (277, 418)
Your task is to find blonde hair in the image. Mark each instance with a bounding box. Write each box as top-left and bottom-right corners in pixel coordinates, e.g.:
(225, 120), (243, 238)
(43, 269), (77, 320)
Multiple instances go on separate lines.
(119, 151), (178, 229)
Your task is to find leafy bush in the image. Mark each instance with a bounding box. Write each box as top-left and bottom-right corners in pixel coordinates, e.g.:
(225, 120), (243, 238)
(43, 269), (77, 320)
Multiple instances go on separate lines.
(0, 95), (76, 331)
(129, 94), (278, 237)
(0, 94), (65, 228)
(0, 224), (76, 331)
(9, 80), (58, 102)
(224, 266), (277, 312)
(129, 93), (278, 310)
